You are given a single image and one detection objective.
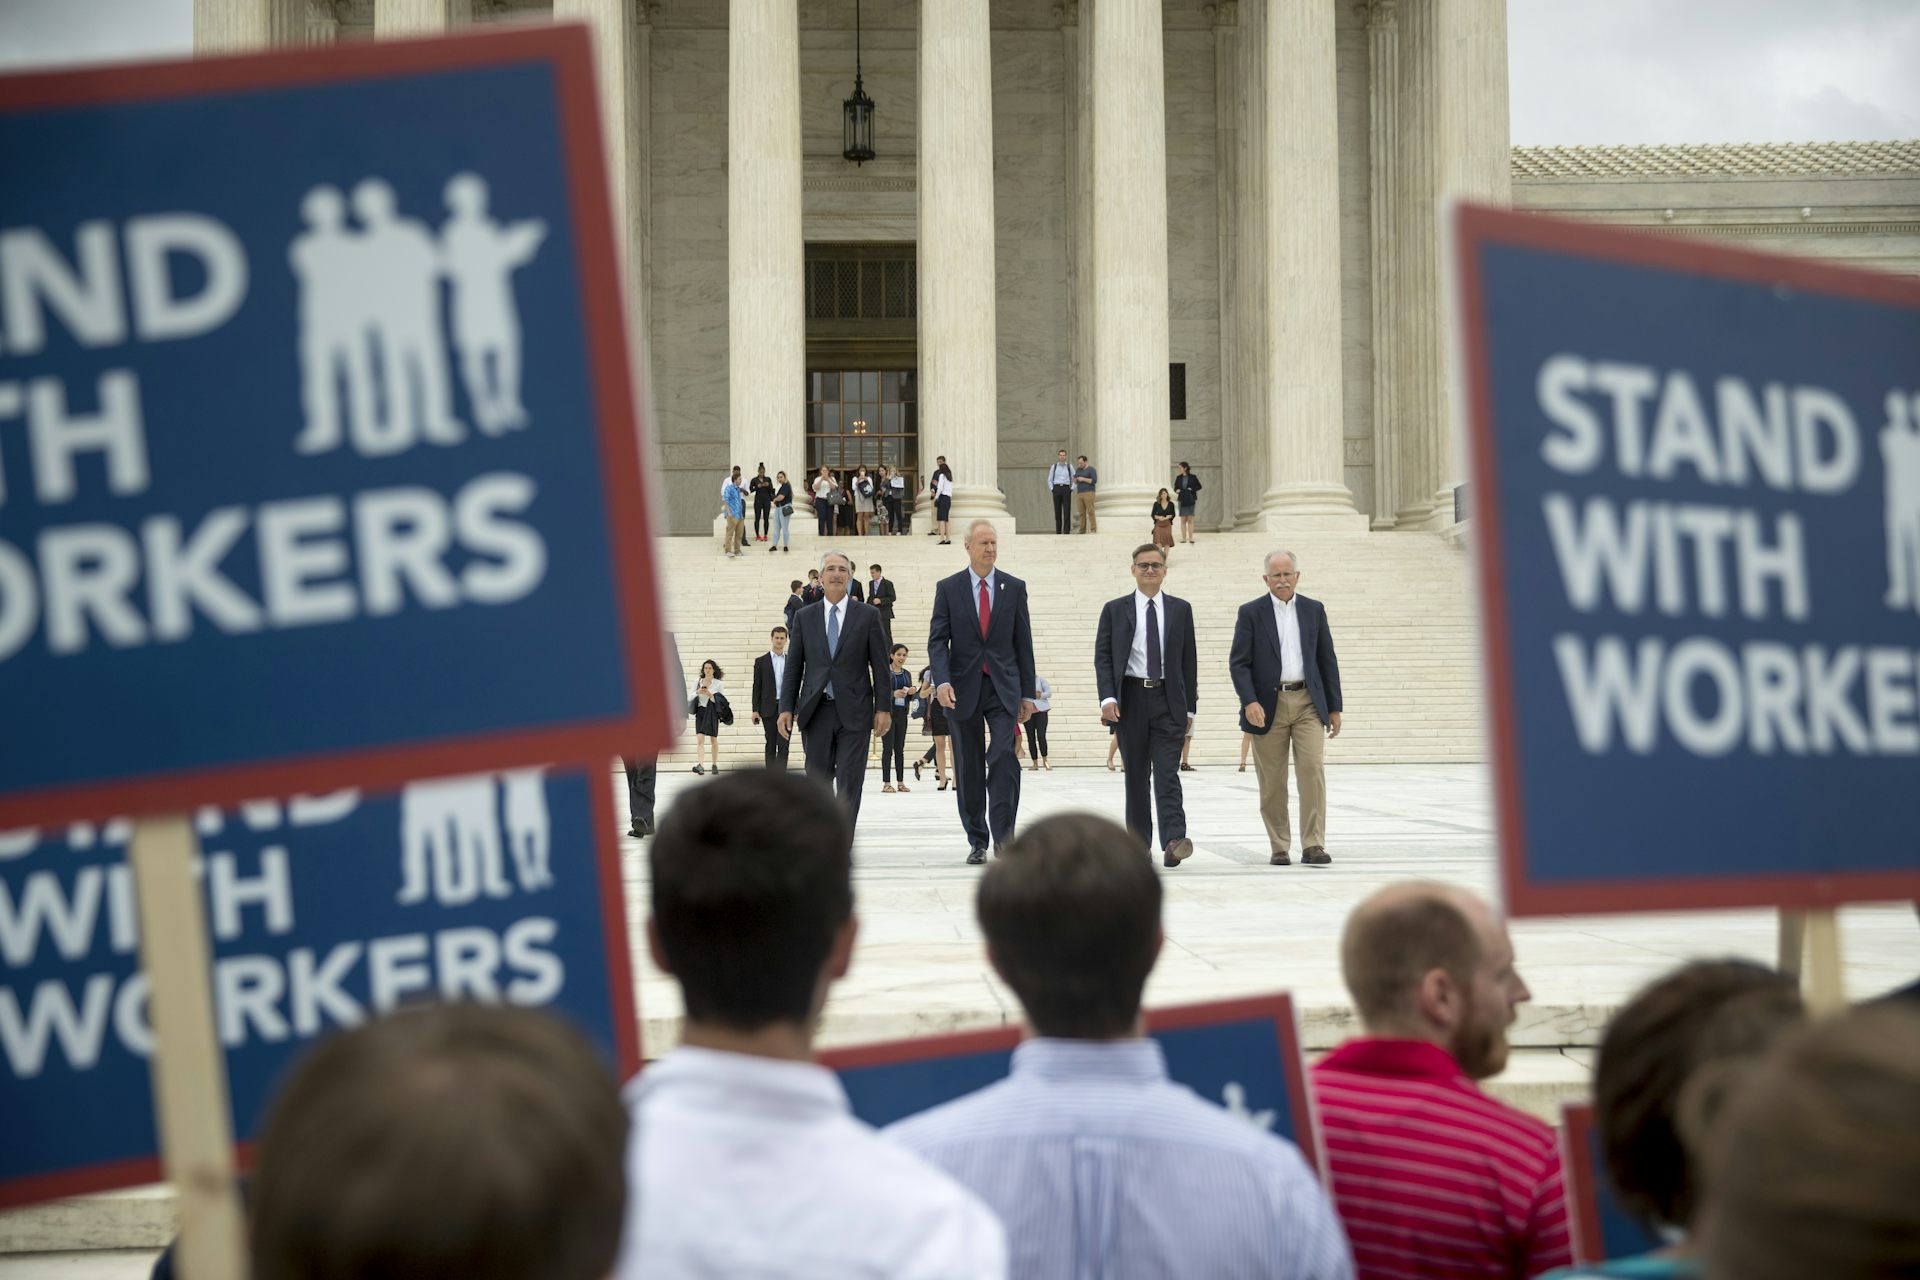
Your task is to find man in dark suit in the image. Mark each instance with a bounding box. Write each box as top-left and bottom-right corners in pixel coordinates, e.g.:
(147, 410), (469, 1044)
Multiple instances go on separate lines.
(750, 624), (792, 771)
(1095, 543), (1198, 867)
(867, 563), (897, 643)
(929, 521), (1036, 865)
(779, 551), (891, 827)
(1228, 550), (1343, 866)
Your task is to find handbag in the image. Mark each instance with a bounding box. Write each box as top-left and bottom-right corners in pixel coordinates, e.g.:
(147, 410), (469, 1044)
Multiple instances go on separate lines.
(780, 502), (794, 516)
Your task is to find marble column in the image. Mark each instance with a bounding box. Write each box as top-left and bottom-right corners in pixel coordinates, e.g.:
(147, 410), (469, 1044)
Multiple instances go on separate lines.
(1213, 2), (1238, 535)
(1257, 0), (1362, 529)
(374, 0), (468, 38)
(1091, 0), (1170, 524)
(1429, 0), (1511, 521)
(727, 0), (804, 506)
(193, 0), (305, 52)
(1059, 2), (1095, 471)
(1367, 0), (1401, 530)
(1231, 0), (1268, 530)
(1393, 0), (1439, 527)
(918, 0), (1010, 526)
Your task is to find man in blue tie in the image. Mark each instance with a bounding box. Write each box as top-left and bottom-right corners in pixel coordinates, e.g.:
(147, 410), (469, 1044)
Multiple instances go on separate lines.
(779, 551), (892, 828)
(1094, 543), (1199, 866)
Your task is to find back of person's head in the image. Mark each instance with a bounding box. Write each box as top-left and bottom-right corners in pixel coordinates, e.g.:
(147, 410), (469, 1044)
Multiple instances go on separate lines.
(248, 1003), (626, 1280)
(1698, 1003), (1920, 1280)
(978, 813), (1162, 1038)
(650, 771), (853, 1031)
(1594, 959), (1803, 1235)
(1340, 883), (1483, 1030)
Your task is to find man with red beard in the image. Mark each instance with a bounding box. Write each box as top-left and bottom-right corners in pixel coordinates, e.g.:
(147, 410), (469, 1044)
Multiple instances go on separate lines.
(1311, 884), (1572, 1279)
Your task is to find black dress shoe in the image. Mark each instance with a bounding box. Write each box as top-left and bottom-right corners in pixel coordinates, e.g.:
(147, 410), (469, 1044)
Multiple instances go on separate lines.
(966, 848), (988, 866)
(1163, 837), (1194, 868)
(1179, 762), (1196, 772)
(994, 843), (1007, 859)
(1302, 846), (1332, 866)
(1270, 850), (1291, 866)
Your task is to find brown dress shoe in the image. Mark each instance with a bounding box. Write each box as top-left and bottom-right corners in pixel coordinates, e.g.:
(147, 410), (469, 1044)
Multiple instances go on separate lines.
(1162, 837), (1194, 868)
(1302, 846), (1331, 866)
(1269, 850), (1291, 866)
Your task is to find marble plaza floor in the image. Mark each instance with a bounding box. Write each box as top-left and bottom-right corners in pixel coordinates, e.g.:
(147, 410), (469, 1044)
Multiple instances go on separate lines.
(624, 761), (1920, 1058)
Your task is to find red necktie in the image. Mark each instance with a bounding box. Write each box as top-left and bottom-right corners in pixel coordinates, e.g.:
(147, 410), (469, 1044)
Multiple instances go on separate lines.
(978, 579), (992, 675)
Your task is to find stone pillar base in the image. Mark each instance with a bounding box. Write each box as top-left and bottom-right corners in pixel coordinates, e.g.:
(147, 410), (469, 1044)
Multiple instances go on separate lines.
(1254, 482), (1366, 532)
(1253, 509), (1371, 534)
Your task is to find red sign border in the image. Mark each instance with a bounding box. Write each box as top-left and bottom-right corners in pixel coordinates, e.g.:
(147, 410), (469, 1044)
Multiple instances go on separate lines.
(1560, 1101), (1604, 1266)
(0, 25), (675, 831)
(0, 760), (644, 1211)
(817, 991), (1327, 1180)
(1452, 202), (1920, 918)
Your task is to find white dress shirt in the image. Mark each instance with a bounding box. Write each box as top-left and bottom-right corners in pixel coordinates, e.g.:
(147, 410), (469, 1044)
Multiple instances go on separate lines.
(967, 567), (995, 620)
(822, 599), (844, 697)
(1270, 594), (1305, 682)
(1031, 674), (1052, 712)
(886, 1039), (1352, 1280)
(1102, 590), (1168, 708)
(767, 651), (786, 697)
(1047, 461), (1073, 486)
(936, 473), (955, 498)
(694, 678), (722, 706)
(618, 1047), (1007, 1280)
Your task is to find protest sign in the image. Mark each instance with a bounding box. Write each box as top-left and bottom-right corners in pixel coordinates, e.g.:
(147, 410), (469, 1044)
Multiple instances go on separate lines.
(1452, 204), (1920, 916)
(817, 993), (1325, 1177)
(0, 766), (638, 1209)
(0, 26), (671, 831)
(1561, 1102), (1664, 1265)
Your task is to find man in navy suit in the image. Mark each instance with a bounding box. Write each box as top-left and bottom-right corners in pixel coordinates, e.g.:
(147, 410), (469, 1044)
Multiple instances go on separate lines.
(1228, 550), (1343, 866)
(929, 521), (1037, 864)
(1095, 543), (1199, 867)
(779, 551), (891, 828)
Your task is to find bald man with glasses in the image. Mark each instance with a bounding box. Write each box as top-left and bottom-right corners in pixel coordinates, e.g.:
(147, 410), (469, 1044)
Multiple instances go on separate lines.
(1095, 543), (1199, 867)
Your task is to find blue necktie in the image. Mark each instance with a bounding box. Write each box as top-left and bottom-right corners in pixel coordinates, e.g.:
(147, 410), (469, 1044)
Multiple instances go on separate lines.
(1146, 598), (1162, 680)
(825, 604), (839, 699)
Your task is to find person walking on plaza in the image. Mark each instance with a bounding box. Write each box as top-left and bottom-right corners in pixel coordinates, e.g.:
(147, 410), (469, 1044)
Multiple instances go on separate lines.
(769, 469), (794, 553)
(618, 771), (1008, 1278)
(1023, 673), (1052, 771)
(812, 465), (836, 537)
(625, 631), (683, 837)
(1095, 543), (1198, 867)
(868, 562), (897, 644)
(751, 626), (792, 772)
(689, 659), (728, 773)
(1149, 488), (1175, 551)
(1230, 550), (1342, 866)
(1072, 454), (1098, 532)
(887, 813), (1352, 1280)
(931, 458), (955, 544)
(1173, 461), (1201, 544)
(929, 521), (1036, 865)
(881, 643), (914, 793)
(750, 462), (775, 543)
(721, 469), (747, 558)
(780, 551), (891, 829)
(913, 665), (950, 791)
(1046, 448), (1074, 534)
(1312, 883), (1570, 1278)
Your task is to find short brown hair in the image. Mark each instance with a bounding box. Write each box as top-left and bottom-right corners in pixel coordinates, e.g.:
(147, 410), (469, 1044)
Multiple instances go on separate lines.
(1699, 1004), (1920, 1280)
(1594, 959), (1801, 1232)
(1131, 543), (1165, 563)
(978, 813), (1161, 1038)
(1339, 886), (1481, 1029)
(249, 1004), (627, 1280)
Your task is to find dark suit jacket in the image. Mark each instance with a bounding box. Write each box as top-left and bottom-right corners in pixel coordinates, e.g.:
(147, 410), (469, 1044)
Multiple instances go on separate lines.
(848, 578), (865, 602)
(1094, 592), (1198, 723)
(801, 584), (824, 604)
(779, 596), (889, 730)
(868, 576), (897, 618)
(1228, 592), (1342, 733)
(928, 567), (1036, 720)
(751, 651), (788, 723)
(784, 593), (803, 626)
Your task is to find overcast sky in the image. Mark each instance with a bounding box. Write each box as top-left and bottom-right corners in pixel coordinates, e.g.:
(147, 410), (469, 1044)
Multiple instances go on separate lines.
(3, 0), (1918, 146)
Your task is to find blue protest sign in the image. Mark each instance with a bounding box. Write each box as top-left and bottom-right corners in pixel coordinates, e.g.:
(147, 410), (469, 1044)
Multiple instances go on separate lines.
(0, 28), (672, 831)
(0, 766), (638, 1209)
(1452, 204), (1920, 915)
(1562, 1103), (1664, 1265)
(817, 994), (1325, 1177)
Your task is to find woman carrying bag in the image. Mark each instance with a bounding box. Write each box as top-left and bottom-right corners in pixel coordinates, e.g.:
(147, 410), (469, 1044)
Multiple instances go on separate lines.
(1150, 488), (1176, 551)
(689, 659), (730, 774)
(769, 470), (794, 553)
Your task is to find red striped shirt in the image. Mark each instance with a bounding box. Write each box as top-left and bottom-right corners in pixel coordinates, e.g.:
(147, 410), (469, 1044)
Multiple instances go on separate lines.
(1312, 1039), (1573, 1280)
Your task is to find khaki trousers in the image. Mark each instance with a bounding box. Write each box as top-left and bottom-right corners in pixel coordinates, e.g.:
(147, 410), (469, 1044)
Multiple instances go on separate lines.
(1075, 490), (1098, 532)
(723, 516), (745, 554)
(1250, 688), (1327, 853)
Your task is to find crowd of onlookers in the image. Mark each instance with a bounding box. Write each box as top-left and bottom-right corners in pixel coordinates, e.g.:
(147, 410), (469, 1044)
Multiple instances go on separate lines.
(236, 769), (1918, 1280)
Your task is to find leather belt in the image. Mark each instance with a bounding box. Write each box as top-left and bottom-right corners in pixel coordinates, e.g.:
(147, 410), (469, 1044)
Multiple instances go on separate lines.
(1124, 677), (1165, 689)
(1279, 681), (1306, 691)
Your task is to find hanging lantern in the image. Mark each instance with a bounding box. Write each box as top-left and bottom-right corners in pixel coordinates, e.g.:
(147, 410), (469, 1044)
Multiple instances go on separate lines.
(842, 0), (876, 165)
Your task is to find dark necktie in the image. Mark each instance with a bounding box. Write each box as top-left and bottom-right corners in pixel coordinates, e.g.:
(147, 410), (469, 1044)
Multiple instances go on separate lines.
(1146, 598), (1162, 680)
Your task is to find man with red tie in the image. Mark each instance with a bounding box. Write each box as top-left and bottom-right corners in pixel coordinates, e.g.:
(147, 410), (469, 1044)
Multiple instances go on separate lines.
(928, 521), (1037, 865)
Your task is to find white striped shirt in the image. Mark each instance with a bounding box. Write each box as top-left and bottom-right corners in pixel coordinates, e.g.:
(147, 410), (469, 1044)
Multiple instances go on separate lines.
(885, 1038), (1354, 1280)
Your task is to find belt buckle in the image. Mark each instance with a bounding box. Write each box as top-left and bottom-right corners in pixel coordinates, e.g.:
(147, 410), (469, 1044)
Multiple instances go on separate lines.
(1144, 678), (1163, 688)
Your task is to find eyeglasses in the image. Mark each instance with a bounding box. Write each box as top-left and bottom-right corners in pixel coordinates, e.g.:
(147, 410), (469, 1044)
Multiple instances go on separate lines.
(1132, 562), (1165, 571)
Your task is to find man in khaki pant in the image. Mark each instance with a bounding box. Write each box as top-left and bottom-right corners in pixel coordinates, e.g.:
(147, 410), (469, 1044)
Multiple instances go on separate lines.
(1227, 550), (1343, 865)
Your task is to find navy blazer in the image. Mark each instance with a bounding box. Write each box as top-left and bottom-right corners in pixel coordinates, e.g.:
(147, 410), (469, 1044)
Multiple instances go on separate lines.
(1228, 592), (1342, 733)
(779, 596), (889, 731)
(928, 567), (1037, 720)
(1094, 592), (1198, 724)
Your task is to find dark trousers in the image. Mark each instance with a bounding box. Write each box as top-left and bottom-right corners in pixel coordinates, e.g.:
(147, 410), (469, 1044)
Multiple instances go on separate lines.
(1116, 681), (1186, 850)
(817, 504), (833, 536)
(951, 682), (1021, 851)
(1023, 709), (1050, 760)
(875, 609), (894, 646)
(761, 717), (789, 771)
(622, 757), (657, 827)
(801, 703), (870, 827)
(753, 500), (771, 536)
(882, 710), (909, 782)
(1052, 486), (1072, 533)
